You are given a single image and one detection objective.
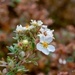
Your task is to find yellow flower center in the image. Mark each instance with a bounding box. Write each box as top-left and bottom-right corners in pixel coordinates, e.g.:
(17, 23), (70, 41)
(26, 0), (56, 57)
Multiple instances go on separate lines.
(26, 25), (29, 28)
(42, 42), (48, 48)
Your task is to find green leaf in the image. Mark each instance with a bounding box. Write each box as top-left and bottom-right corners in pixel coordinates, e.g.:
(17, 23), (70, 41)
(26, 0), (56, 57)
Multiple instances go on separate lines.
(7, 45), (20, 54)
(25, 59), (31, 63)
(7, 46), (14, 53)
(16, 66), (29, 72)
(32, 61), (38, 66)
(32, 57), (39, 61)
(66, 57), (74, 62)
(31, 41), (35, 49)
(13, 34), (19, 40)
(30, 53), (35, 58)
(6, 72), (15, 75)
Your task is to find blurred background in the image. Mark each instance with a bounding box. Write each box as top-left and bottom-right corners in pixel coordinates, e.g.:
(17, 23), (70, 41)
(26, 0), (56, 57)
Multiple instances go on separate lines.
(0, 0), (75, 75)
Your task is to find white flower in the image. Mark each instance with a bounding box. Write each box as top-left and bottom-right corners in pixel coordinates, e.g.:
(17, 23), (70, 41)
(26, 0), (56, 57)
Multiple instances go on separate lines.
(36, 35), (55, 55)
(23, 25), (34, 31)
(37, 20), (43, 26)
(16, 25), (24, 32)
(31, 20), (43, 26)
(39, 25), (54, 38)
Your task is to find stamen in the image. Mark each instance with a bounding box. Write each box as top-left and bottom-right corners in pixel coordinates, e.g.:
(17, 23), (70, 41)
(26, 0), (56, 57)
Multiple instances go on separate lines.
(26, 25), (29, 28)
(42, 42), (48, 48)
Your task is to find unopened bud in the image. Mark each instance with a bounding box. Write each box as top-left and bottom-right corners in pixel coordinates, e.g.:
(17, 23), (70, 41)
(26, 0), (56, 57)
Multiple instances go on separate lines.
(2, 68), (8, 74)
(22, 40), (28, 44)
(18, 42), (23, 47)
(19, 51), (25, 57)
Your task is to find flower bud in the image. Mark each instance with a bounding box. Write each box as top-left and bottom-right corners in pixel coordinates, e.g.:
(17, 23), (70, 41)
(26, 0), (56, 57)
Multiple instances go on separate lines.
(18, 42), (23, 48)
(19, 51), (25, 57)
(2, 68), (8, 74)
(22, 40), (28, 44)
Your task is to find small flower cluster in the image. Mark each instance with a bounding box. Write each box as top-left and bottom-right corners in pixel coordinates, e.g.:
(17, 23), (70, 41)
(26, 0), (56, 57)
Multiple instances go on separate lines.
(16, 20), (55, 55)
(0, 20), (55, 75)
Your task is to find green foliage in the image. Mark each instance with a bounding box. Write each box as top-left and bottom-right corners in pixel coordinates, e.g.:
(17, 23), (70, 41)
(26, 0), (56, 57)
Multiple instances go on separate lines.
(31, 40), (36, 50)
(14, 0), (20, 3)
(16, 66), (28, 72)
(7, 43), (20, 54)
(6, 72), (15, 75)
(32, 61), (38, 66)
(66, 57), (74, 62)
(10, 0), (20, 7)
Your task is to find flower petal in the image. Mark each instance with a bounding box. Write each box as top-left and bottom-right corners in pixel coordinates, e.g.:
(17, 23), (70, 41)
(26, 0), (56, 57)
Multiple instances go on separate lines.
(16, 25), (23, 31)
(46, 29), (54, 37)
(38, 34), (44, 43)
(40, 27), (45, 33)
(41, 48), (50, 55)
(42, 25), (47, 29)
(44, 36), (53, 43)
(36, 43), (49, 55)
(38, 20), (43, 26)
(47, 45), (55, 52)
(36, 43), (43, 51)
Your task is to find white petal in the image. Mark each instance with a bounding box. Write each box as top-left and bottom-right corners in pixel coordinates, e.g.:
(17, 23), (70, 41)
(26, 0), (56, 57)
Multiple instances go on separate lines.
(40, 27), (45, 33)
(38, 34), (53, 43)
(36, 43), (43, 51)
(41, 48), (50, 55)
(16, 25), (23, 31)
(46, 30), (54, 36)
(23, 27), (26, 30)
(47, 45), (55, 52)
(38, 20), (43, 26)
(38, 34), (44, 43)
(30, 26), (35, 29)
(42, 25), (47, 29)
(44, 36), (53, 43)
(36, 43), (49, 55)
